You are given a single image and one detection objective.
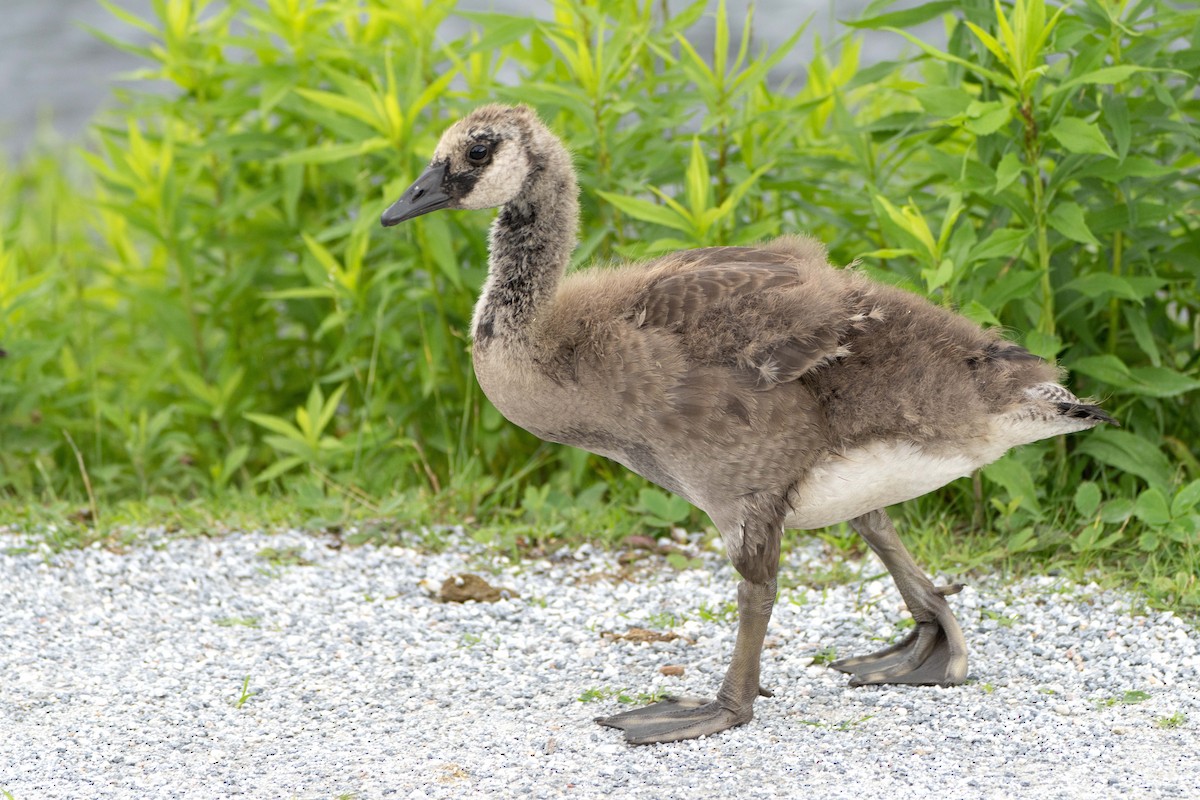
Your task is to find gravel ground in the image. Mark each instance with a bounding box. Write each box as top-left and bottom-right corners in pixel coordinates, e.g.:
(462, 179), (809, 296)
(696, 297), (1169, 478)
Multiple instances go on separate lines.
(2, 527), (1198, 800)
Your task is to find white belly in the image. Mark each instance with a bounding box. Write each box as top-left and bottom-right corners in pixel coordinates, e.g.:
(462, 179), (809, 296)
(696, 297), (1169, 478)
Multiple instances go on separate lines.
(785, 440), (989, 530)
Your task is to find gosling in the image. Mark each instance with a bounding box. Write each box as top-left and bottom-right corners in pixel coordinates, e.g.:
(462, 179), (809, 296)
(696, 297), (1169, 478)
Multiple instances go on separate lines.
(380, 104), (1114, 744)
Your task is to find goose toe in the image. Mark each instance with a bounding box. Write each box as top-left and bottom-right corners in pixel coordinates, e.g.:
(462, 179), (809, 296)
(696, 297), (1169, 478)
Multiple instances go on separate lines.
(596, 697), (751, 744)
(832, 620), (968, 686)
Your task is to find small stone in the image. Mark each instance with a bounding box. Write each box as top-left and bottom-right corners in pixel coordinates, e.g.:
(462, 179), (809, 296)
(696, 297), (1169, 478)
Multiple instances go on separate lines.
(659, 664), (685, 677)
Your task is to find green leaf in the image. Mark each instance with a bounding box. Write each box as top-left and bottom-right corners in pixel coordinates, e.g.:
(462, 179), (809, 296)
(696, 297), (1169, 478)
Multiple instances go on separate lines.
(294, 87), (381, 130)
(1054, 65), (1148, 94)
(1171, 480), (1200, 517)
(254, 456), (306, 484)
(1078, 429), (1174, 489)
(922, 258), (955, 292)
(215, 445), (250, 488)
(1069, 354), (1134, 386)
(1134, 488), (1172, 526)
(316, 383), (348, 439)
(963, 101), (1012, 136)
(994, 153), (1024, 193)
(1099, 497), (1134, 524)
(1047, 202), (1101, 246)
(418, 213), (463, 290)
(244, 412), (304, 440)
(1023, 330), (1061, 360)
(913, 86), (973, 117)
(632, 488), (691, 527)
(1127, 366), (1200, 399)
(981, 269), (1042, 311)
(881, 27), (1010, 87)
(598, 191), (691, 233)
(274, 138), (391, 165)
(1103, 94), (1131, 161)
(1049, 117), (1117, 158)
(684, 137), (710, 218)
(1062, 273), (1148, 301)
(969, 228), (1028, 262)
(1125, 308), (1161, 366)
(1074, 482), (1101, 517)
(960, 299), (1001, 327)
(263, 287), (337, 301)
(1138, 529), (1160, 552)
(457, 12), (540, 53)
(860, 248), (919, 260)
(982, 454), (1042, 514)
(302, 232), (342, 277)
(844, 1), (963, 29)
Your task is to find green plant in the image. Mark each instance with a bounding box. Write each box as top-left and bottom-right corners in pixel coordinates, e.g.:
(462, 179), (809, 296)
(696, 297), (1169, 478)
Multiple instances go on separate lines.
(808, 646), (839, 666)
(979, 608), (1019, 627)
(629, 487), (695, 531)
(1156, 712), (1187, 729)
(577, 686), (668, 705)
(645, 610), (686, 629)
(798, 715), (874, 731)
(1097, 689), (1151, 707)
(697, 600), (738, 624)
(234, 675), (256, 708)
(1, 0), (1197, 611)
(256, 545), (312, 567)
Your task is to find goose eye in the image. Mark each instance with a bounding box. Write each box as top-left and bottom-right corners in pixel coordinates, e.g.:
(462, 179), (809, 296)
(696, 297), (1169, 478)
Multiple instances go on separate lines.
(467, 143), (491, 164)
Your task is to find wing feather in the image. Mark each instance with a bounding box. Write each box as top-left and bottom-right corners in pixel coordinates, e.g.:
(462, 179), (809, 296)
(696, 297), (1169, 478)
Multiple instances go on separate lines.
(628, 247), (853, 385)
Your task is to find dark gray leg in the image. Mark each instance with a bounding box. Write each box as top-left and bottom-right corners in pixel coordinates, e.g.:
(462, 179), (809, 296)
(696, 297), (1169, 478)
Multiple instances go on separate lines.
(595, 579), (777, 744)
(831, 508), (968, 686)
(597, 502), (782, 744)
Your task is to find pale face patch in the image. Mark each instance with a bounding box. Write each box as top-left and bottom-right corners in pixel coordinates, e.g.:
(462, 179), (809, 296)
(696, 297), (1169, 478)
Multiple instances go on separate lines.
(459, 142), (530, 209)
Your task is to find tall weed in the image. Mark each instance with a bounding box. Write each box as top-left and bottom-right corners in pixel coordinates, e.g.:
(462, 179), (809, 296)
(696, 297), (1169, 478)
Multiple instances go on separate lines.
(1, 0), (1196, 588)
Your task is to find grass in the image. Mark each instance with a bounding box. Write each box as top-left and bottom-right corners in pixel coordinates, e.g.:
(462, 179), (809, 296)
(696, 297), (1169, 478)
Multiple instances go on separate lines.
(697, 600), (739, 624)
(807, 646), (840, 666)
(1096, 689), (1152, 707)
(234, 675), (256, 709)
(798, 715), (874, 731)
(256, 546), (312, 568)
(577, 687), (669, 705)
(2, 485), (1198, 623)
(980, 608), (1020, 628)
(644, 611), (687, 629)
(1156, 712), (1187, 729)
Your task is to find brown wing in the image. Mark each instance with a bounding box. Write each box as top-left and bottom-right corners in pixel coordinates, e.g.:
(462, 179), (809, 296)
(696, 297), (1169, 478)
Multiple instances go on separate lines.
(629, 247), (851, 386)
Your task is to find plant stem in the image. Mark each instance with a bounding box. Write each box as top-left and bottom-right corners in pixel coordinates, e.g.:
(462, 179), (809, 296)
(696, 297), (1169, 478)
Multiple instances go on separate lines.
(1020, 99), (1055, 338)
(1108, 229), (1124, 353)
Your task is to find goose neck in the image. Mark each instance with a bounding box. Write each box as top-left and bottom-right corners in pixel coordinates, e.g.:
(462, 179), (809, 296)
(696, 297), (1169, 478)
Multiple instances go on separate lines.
(473, 176), (579, 343)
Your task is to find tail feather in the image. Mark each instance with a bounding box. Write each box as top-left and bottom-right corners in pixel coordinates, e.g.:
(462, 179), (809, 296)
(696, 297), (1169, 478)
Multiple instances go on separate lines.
(1056, 401), (1118, 427)
(998, 383), (1117, 446)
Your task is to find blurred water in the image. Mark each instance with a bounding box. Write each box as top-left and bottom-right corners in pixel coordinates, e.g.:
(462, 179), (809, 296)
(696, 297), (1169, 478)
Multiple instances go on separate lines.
(0, 0), (926, 160)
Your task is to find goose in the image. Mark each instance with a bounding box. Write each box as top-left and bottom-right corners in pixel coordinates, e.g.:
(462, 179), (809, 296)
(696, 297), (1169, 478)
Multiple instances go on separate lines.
(380, 104), (1114, 744)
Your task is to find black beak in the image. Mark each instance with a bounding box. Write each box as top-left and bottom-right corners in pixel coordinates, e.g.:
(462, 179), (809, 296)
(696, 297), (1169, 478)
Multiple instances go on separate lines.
(381, 161), (452, 227)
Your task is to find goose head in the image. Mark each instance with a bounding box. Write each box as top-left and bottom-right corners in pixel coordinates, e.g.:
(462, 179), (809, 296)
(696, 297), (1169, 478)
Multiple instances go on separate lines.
(381, 104), (548, 226)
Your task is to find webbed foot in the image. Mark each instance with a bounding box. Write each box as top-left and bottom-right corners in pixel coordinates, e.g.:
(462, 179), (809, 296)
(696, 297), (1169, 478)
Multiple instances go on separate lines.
(595, 578), (778, 744)
(831, 617), (967, 686)
(837, 510), (970, 687)
(596, 697), (751, 744)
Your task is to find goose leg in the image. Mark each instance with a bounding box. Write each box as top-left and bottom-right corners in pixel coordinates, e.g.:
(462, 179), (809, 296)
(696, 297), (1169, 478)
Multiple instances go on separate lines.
(597, 507), (781, 744)
(595, 578), (777, 744)
(831, 508), (968, 686)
